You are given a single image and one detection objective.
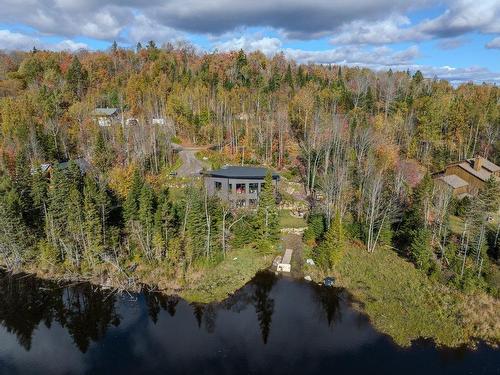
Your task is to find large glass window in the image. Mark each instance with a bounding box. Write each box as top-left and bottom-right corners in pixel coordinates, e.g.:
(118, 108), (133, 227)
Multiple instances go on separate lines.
(249, 183), (258, 194)
(236, 183), (246, 194)
(215, 181), (222, 191)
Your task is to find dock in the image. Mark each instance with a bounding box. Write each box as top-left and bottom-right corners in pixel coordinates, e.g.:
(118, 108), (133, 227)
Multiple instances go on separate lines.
(277, 249), (293, 273)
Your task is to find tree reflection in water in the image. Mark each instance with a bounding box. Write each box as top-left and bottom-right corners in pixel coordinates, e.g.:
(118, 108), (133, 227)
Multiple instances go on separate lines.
(0, 272), (120, 353)
(311, 284), (342, 326)
(251, 271), (276, 344)
(144, 293), (180, 323)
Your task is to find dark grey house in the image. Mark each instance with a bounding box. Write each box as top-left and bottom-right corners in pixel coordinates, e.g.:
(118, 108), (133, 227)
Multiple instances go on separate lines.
(204, 166), (279, 207)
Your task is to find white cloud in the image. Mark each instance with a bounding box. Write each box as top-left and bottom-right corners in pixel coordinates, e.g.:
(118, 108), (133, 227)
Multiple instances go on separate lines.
(52, 39), (88, 51)
(214, 35), (283, 56)
(128, 14), (183, 44)
(0, 29), (36, 50)
(329, 0), (500, 46)
(486, 37), (500, 49)
(0, 29), (88, 51)
(330, 14), (414, 45)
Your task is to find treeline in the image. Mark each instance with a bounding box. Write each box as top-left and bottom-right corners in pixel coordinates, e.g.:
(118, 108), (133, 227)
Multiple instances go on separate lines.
(0, 159), (279, 277)
(0, 44), (498, 176)
(0, 43), (498, 291)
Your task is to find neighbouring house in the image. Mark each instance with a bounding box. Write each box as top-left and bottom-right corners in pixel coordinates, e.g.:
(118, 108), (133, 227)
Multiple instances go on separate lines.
(91, 108), (121, 127)
(30, 162), (52, 175)
(434, 156), (500, 198)
(31, 158), (91, 177)
(204, 166), (279, 207)
(57, 158), (91, 174)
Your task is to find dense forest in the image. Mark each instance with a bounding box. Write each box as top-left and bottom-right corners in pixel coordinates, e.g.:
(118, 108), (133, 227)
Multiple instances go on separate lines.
(0, 42), (498, 295)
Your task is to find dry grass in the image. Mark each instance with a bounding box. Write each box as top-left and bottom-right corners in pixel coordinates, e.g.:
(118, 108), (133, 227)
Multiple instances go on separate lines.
(306, 241), (500, 348)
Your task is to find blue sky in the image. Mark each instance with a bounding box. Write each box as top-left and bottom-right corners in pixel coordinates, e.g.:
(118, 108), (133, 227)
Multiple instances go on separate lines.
(0, 0), (499, 84)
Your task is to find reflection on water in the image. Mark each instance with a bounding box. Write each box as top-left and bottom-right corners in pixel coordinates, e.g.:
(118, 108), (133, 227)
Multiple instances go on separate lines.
(0, 270), (498, 375)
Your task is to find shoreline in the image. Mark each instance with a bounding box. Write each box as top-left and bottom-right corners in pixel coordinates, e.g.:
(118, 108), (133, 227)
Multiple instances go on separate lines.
(1, 259), (499, 351)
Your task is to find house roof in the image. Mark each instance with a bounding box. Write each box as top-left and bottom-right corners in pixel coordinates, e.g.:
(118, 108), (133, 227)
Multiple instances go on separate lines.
(57, 158), (91, 173)
(458, 161), (493, 182)
(204, 166), (279, 180)
(92, 108), (118, 116)
(471, 158), (500, 173)
(438, 174), (469, 189)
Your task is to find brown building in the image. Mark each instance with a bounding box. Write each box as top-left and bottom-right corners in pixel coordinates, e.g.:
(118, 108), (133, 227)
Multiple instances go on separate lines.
(434, 156), (500, 198)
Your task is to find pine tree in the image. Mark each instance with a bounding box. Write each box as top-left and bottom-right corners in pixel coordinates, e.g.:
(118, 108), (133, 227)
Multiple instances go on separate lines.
(30, 169), (49, 233)
(138, 182), (156, 259)
(13, 150), (34, 225)
(315, 212), (344, 270)
(66, 56), (88, 99)
(82, 177), (103, 268)
(255, 172), (279, 249)
(124, 169), (143, 222)
(93, 131), (112, 176)
(65, 185), (84, 267)
(285, 64), (294, 92)
(0, 175), (32, 268)
(409, 228), (434, 273)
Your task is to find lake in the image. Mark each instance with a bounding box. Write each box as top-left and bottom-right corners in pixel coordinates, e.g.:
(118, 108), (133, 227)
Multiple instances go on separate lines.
(0, 270), (498, 375)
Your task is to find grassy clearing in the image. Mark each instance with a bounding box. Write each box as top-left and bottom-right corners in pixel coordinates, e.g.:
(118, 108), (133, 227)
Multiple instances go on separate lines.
(180, 247), (274, 303)
(331, 243), (500, 347)
(279, 210), (307, 229)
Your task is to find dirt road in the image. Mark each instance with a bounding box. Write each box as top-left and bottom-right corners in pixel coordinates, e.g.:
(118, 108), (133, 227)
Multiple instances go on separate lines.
(175, 146), (210, 177)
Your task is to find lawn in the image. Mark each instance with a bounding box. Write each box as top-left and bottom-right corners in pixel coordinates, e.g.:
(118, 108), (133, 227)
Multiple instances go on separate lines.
(180, 247), (274, 303)
(279, 210), (307, 229)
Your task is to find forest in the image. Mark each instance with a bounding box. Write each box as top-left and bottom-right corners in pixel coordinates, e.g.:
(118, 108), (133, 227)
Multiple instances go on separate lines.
(0, 42), (499, 298)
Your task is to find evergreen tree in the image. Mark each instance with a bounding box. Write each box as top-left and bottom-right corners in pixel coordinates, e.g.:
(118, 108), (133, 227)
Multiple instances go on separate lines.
(285, 64), (294, 92)
(83, 177), (104, 268)
(0, 174), (32, 268)
(30, 169), (49, 233)
(124, 169), (143, 222)
(13, 150), (34, 225)
(93, 131), (112, 176)
(66, 56), (88, 99)
(408, 228), (434, 273)
(315, 212), (344, 270)
(138, 182), (156, 259)
(255, 172), (279, 249)
(65, 185), (84, 267)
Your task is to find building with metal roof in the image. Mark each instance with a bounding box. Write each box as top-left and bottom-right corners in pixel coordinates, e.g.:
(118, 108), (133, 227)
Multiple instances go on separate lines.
(204, 166), (279, 207)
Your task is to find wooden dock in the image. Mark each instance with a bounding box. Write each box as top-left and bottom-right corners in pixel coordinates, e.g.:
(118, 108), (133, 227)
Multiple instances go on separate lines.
(277, 249), (293, 273)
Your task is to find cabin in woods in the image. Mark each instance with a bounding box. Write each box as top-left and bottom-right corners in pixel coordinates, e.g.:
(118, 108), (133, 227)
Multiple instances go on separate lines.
(204, 166), (279, 208)
(31, 158), (91, 176)
(434, 156), (500, 198)
(91, 108), (121, 127)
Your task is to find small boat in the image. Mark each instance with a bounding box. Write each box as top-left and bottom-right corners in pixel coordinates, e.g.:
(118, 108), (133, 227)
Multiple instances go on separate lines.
(323, 277), (335, 287)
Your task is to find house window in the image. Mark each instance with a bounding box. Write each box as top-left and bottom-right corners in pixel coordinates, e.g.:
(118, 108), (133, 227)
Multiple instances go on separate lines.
(215, 181), (222, 191)
(249, 199), (257, 207)
(260, 182), (266, 191)
(236, 183), (246, 194)
(249, 183), (258, 194)
(236, 199), (246, 208)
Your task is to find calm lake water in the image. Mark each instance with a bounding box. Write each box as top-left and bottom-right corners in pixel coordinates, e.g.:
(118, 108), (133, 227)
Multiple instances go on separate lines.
(0, 271), (498, 375)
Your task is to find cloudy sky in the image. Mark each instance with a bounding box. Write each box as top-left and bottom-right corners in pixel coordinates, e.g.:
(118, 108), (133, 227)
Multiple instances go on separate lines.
(0, 0), (499, 84)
